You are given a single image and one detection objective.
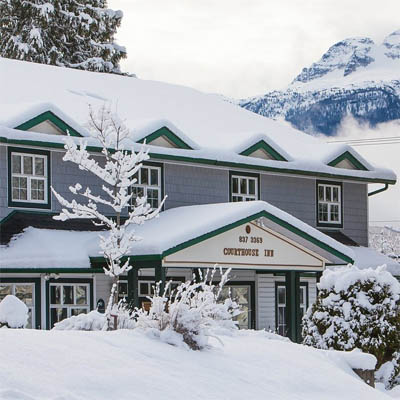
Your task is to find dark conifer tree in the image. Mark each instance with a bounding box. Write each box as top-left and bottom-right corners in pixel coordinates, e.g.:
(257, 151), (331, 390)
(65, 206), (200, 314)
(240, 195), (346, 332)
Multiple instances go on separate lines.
(0, 0), (126, 73)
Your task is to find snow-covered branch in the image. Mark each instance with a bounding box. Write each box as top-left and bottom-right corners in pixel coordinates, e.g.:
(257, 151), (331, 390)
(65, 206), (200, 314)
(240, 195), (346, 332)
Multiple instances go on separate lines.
(52, 105), (166, 329)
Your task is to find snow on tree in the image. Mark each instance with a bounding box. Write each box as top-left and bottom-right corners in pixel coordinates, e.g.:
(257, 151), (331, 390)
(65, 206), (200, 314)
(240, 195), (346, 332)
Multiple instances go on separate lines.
(0, 295), (29, 328)
(135, 267), (242, 350)
(302, 264), (400, 381)
(0, 0), (126, 73)
(370, 226), (400, 263)
(51, 105), (164, 329)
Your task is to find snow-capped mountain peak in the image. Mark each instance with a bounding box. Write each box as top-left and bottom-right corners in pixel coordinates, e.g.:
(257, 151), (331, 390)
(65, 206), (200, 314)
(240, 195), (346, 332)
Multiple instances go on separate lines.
(294, 37), (375, 83)
(239, 29), (400, 135)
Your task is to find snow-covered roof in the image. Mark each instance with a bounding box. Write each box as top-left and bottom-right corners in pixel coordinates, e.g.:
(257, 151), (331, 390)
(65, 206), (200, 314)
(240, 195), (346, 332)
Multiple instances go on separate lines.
(0, 201), (354, 269)
(0, 57), (395, 183)
(349, 246), (400, 276)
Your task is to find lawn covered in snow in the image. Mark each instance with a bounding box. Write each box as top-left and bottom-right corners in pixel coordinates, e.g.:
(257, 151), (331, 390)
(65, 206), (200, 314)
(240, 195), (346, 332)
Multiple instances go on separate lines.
(0, 328), (396, 400)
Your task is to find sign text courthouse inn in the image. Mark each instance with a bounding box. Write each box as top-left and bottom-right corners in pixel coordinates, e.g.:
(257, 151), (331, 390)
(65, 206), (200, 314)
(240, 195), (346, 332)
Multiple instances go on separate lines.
(0, 58), (398, 341)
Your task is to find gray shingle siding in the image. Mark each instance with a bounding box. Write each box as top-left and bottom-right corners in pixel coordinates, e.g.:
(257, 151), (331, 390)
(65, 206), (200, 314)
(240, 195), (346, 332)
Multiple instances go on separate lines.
(0, 146), (369, 246)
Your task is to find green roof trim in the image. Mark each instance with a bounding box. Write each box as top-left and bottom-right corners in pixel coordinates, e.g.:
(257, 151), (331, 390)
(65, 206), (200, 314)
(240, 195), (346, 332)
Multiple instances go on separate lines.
(137, 126), (193, 150)
(328, 151), (369, 171)
(161, 210), (354, 264)
(0, 136), (395, 185)
(240, 140), (287, 161)
(15, 110), (83, 137)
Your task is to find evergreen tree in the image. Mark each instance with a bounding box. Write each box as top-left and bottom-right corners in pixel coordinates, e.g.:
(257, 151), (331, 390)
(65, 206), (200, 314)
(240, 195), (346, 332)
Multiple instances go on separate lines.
(302, 265), (400, 375)
(0, 0), (126, 73)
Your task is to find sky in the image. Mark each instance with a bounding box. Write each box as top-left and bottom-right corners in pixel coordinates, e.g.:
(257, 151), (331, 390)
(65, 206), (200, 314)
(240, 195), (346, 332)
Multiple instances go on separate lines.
(109, 0), (400, 98)
(108, 0), (400, 227)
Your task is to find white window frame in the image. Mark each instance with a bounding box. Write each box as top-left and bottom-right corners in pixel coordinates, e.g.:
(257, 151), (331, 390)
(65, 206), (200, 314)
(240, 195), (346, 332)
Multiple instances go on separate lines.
(131, 165), (162, 209)
(10, 151), (48, 204)
(49, 283), (90, 327)
(231, 174), (259, 202)
(0, 283), (35, 328)
(317, 183), (342, 225)
(118, 279), (182, 300)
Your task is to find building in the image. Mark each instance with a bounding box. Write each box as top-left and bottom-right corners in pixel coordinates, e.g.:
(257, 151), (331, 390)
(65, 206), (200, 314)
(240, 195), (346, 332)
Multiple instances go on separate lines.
(0, 57), (398, 341)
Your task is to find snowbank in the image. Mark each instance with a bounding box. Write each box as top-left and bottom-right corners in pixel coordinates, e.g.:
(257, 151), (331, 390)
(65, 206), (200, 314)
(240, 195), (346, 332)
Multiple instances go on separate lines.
(0, 328), (392, 400)
(0, 295), (28, 328)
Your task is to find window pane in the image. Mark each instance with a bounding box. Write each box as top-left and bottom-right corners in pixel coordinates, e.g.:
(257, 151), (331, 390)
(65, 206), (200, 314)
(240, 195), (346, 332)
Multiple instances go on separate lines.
(248, 179), (256, 195)
(318, 203), (328, 222)
(15, 285), (33, 306)
(26, 309), (33, 329)
(140, 282), (149, 295)
(34, 157), (44, 176)
(278, 286), (286, 304)
(71, 308), (87, 316)
(31, 179), (45, 201)
(0, 285), (12, 301)
(318, 185), (324, 201)
(299, 287), (304, 304)
(330, 204), (339, 222)
(141, 168), (148, 185)
(232, 177), (238, 194)
(12, 155), (21, 173)
(150, 168), (159, 186)
(23, 156), (33, 175)
(325, 186), (331, 202)
(50, 285), (61, 304)
(332, 187), (339, 202)
(118, 282), (128, 297)
(76, 286), (87, 305)
(51, 308), (67, 327)
(63, 286), (74, 305)
(240, 178), (247, 194)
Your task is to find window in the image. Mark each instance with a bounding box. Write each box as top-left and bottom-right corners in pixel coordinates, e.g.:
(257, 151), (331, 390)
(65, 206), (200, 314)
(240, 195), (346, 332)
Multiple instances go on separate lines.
(8, 148), (50, 208)
(117, 279), (182, 301)
(131, 165), (162, 209)
(219, 285), (252, 329)
(0, 283), (35, 328)
(317, 182), (342, 225)
(230, 173), (259, 202)
(49, 283), (90, 328)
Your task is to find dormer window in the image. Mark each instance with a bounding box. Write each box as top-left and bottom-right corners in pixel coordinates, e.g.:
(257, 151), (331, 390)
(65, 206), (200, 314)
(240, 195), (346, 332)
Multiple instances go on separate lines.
(8, 147), (51, 209)
(230, 172), (259, 202)
(131, 164), (162, 209)
(317, 181), (342, 227)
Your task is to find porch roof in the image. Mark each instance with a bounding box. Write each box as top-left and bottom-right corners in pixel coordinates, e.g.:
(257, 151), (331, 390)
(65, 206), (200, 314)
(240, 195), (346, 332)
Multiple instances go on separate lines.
(0, 201), (355, 271)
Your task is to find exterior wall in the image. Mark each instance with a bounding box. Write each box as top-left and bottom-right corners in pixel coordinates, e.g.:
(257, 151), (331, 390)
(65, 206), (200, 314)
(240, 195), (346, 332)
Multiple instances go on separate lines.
(164, 163), (229, 209)
(260, 174), (316, 227)
(0, 145), (369, 246)
(0, 147), (109, 220)
(343, 182), (368, 246)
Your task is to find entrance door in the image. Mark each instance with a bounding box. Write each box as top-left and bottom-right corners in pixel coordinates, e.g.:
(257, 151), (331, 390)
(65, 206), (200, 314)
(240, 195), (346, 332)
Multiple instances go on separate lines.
(275, 281), (308, 340)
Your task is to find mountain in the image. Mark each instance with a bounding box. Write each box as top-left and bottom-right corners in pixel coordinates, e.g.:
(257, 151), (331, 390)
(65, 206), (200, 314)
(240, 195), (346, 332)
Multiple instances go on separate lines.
(239, 30), (400, 135)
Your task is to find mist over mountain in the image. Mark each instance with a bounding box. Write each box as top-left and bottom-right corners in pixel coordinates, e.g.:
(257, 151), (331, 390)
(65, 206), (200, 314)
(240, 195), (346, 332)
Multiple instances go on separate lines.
(239, 30), (400, 136)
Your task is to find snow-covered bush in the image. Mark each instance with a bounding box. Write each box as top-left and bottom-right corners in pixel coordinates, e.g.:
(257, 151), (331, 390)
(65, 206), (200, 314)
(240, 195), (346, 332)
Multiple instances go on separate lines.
(0, 295), (29, 328)
(53, 305), (135, 331)
(302, 265), (400, 376)
(136, 267), (241, 350)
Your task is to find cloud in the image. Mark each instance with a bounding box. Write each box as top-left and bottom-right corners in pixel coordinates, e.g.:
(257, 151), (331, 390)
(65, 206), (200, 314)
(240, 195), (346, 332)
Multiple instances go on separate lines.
(328, 116), (400, 227)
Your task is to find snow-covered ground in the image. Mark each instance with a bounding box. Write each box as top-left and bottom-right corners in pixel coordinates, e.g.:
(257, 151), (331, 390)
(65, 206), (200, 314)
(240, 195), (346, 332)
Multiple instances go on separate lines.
(0, 328), (396, 400)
